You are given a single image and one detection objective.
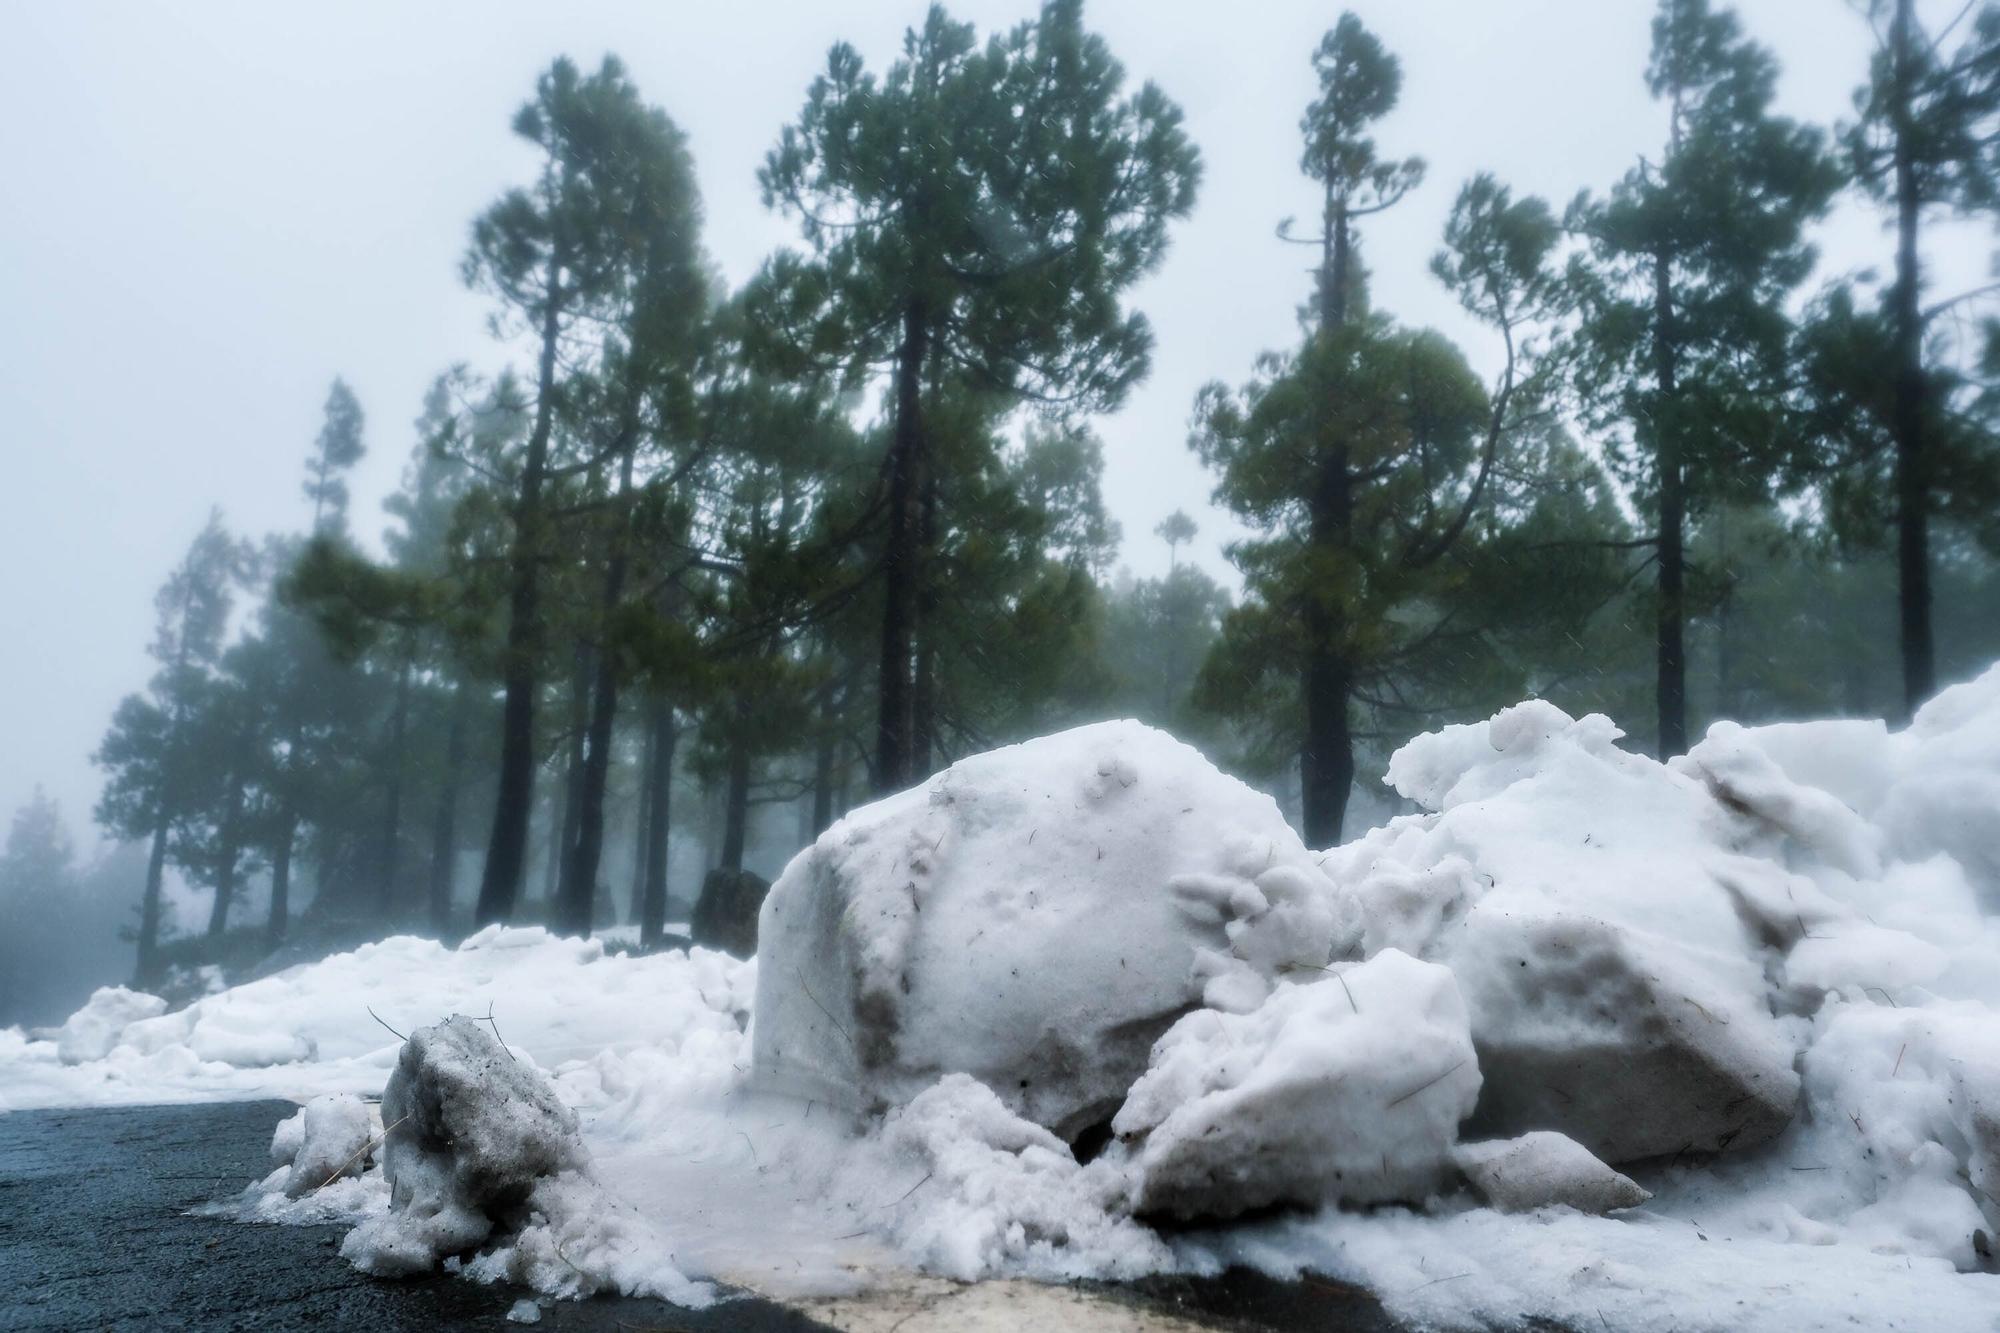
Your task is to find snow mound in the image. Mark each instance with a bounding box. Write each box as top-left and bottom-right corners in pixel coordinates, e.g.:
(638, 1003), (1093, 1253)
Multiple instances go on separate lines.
(1113, 950), (1479, 1219)
(1334, 698), (1803, 1163)
(53, 986), (167, 1063)
(275, 1093), (375, 1198)
(1454, 1131), (1650, 1214)
(0, 926), (755, 1112)
(340, 1016), (585, 1275)
(751, 719), (1356, 1140)
(875, 1073), (1169, 1281)
(335, 1015), (714, 1303)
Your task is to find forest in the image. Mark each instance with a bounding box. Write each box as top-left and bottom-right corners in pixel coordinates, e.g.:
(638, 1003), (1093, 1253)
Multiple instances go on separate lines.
(4, 0), (1998, 1021)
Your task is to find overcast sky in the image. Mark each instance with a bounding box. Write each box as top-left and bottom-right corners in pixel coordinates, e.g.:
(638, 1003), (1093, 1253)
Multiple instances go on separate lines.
(0, 1), (1978, 840)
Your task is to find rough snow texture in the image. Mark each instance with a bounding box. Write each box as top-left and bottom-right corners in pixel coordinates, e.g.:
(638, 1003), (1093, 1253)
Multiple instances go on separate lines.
(0, 925), (755, 1112)
(11, 665), (2000, 1332)
(1334, 698), (1802, 1163)
(751, 720), (1356, 1140)
(1113, 951), (1479, 1219)
(276, 1093), (375, 1198)
(875, 1073), (1169, 1281)
(340, 1016), (584, 1276)
(1454, 1131), (1650, 1214)
(52, 986), (168, 1063)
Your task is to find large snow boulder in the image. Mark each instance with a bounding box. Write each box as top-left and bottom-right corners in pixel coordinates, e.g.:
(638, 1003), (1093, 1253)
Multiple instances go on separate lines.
(1329, 700), (1801, 1164)
(341, 1016), (586, 1275)
(750, 720), (1355, 1140)
(1111, 950), (1480, 1219)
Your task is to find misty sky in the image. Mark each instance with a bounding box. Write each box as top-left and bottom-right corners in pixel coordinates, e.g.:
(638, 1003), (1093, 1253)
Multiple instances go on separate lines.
(0, 1), (1978, 839)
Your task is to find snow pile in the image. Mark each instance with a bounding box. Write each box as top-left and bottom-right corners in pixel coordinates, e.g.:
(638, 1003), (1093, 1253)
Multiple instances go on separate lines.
(0, 925), (754, 1112)
(9, 670), (2000, 1331)
(752, 719), (1356, 1140)
(339, 1016), (709, 1304)
(275, 1092), (375, 1198)
(1333, 699), (1801, 1162)
(1113, 950), (1479, 1218)
(341, 1016), (588, 1276)
(51, 986), (168, 1063)
(872, 1073), (1169, 1281)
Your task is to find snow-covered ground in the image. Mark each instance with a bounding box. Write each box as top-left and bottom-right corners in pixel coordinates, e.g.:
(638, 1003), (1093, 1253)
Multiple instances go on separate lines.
(6, 667), (2000, 1331)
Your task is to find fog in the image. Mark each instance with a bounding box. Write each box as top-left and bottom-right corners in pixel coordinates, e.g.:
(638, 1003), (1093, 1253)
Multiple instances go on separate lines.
(0, 0), (1944, 833)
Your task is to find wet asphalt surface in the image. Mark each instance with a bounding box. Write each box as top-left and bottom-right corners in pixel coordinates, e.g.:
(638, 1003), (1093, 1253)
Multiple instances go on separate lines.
(0, 1100), (1405, 1332)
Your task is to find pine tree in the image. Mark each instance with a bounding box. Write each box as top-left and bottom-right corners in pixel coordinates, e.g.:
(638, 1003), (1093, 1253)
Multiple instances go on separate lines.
(1567, 0), (1839, 756)
(1841, 0), (2000, 715)
(755, 0), (1200, 792)
(94, 511), (250, 984)
(303, 379), (366, 538)
(462, 56), (715, 925)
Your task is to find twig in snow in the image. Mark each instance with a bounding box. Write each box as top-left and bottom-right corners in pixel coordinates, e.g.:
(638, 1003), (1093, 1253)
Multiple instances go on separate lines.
(317, 1114), (410, 1191)
(480, 1002), (515, 1060)
(797, 969), (854, 1051)
(878, 1171), (932, 1209)
(1387, 1060), (1467, 1109)
(367, 1007), (407, 1042)
(1893, 1043), (1907, 1077)
(1404, 1272), (1471, 1293)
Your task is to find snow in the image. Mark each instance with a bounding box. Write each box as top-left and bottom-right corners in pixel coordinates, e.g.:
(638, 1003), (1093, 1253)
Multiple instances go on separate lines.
(1453, 1131), (1650, 1214)
(6, 670), (2000, 1331)
(1112, 951), (1479, 1219)
(276, 1093), (374, 1198)
(751, 720), (1354, 1139)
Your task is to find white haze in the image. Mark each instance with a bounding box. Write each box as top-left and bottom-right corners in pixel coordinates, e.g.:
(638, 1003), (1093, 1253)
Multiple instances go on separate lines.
(0, 0), (1984, 832)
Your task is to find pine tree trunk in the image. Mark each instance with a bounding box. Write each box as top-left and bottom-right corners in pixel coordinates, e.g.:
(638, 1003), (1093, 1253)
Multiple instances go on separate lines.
(876, 301), (929, 794)
(549, 644), (591, 912)
(558, 424), (640, 937)
(911, 467), (939, 777)
(557, 615), (619, 937)
(1300, 195), (1356, 848)
(427, 682), (468, 936)
(265, 810), (296, 952)
(640, 697), (676, 949)
(629, 715), (657, 924)
(1890, 0), (1934, 720)
(206, 777), (245, 939)
(1653, 248), (1689, 758)
(475, 251), (565, 926)
(719, 697), (752, 874)
(137, 814), (169, 987)
(810, 689), (838, 838)
(379, 651), (412, 918)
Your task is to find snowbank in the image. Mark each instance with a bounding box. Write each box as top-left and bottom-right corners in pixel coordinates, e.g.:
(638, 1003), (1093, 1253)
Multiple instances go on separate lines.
(8, 669), (2000, 1332)
(0, 925), (753, 1112)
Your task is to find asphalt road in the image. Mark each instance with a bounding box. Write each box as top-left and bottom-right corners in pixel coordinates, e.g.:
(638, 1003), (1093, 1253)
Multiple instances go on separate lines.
(0, 1100), (1402, 1332)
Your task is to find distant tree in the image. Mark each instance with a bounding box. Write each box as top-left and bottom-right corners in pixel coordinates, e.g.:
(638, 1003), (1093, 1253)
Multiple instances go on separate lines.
(1567, 0), (1839, 755)
(0, 789), (80, 1023)
(1838, 0), (2000, 715)
(755, 0), (1201, 792)
(1154, 509), (1198, 571)
(303, 379), (366, 538)
(94, 511), (250, 984)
